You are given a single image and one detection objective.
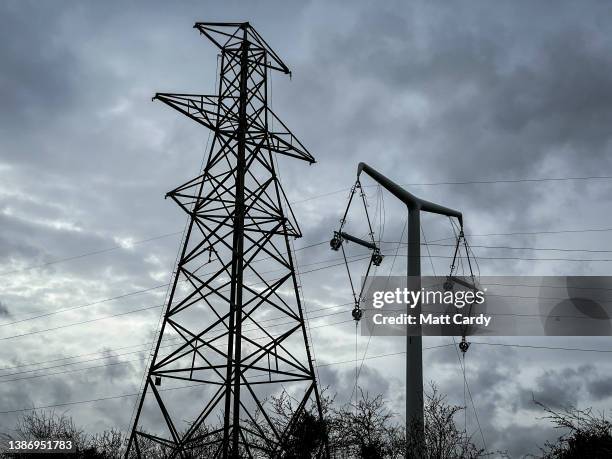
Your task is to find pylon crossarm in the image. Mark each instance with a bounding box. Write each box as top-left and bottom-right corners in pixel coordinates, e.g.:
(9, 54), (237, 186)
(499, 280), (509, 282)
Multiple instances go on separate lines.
(194, 22), (290, 74)
(154, 93), (221, 132)
(266, 107), (315, 163)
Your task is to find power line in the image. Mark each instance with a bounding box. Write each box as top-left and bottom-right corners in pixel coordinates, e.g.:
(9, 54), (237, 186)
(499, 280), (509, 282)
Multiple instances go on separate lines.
(4, 221), (612, 283)
(1, 342), (458, 386)
(0, 345), (176, 380)
(13, 290), (612, 382)
(0, 246), (351, 328)
(450, 242), (612, 254)
(0, 303), (354, 378)
(6, 337), (612, 388)
(0, 231), (184, 277)
(315, 343), (455, 367)
(0, 343), (454, 415)
(14, 234), (612, 327)
(0, 382), (210, 415)
(0, 312), (354, 384)
(5, 240), (612, 336)
(384, 241), (612, 254)
(0, 256), (369, 341)
(407, 254), (612, 262)
(469, 340), (612, 353)
(3, 247), (612, 344)
(290, 174), (612, 204)
(5, 236), (612, 329)
(466, 227), (612, 237)
(289, 187), (357, 205)
(404, 175), (612, 186)
(0, 355), (145, 384)
(5, 338), (612, 415)
(0, 302), (353, 374)
(0, 284), (169, 328)
(0, 340), (159, 372)
(0, 392), (143, 415)
(0, 304), (163, 342)
(2, 167), (612, 279)
(0, 232), (326, 280)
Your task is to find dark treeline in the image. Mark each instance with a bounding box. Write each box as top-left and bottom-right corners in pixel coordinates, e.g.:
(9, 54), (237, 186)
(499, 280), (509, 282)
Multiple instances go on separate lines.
(1, 385), (611, 458)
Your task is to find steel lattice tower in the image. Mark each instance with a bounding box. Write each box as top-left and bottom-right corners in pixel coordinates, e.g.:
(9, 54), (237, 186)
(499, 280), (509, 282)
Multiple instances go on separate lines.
(126, 22), (327, 458)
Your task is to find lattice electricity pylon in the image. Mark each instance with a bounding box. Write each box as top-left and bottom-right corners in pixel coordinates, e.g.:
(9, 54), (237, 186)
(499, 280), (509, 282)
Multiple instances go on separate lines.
(125, 22), (327, 459)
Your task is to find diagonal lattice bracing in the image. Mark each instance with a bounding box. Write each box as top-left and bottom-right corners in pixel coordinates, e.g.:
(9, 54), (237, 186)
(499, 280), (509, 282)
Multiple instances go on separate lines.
(126, 22), (327, 458)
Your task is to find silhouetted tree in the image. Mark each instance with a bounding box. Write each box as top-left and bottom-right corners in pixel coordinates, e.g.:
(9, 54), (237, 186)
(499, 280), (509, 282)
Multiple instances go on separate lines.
(332, 384), (485, 458)
(418, 384), (485, 458)
(0, 410), (92, 458)
(1, 385), (489, 458)
(537, 401), (612, 458)
(332, 388), (402, 458)
(87, 429), (125, 458)
(245, 388), (330, 458)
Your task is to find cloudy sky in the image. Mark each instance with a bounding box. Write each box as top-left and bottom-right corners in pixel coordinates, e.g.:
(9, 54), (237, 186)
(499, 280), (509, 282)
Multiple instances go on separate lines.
(2, 0), (612, 456)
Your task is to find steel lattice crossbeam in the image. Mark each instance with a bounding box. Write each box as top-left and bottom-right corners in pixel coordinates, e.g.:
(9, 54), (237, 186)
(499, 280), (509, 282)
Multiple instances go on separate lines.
(126, 22), (327, 459)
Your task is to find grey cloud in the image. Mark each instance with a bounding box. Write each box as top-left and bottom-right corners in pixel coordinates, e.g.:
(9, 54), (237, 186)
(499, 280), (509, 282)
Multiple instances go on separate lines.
(0, 301), (10, 318)
(0, 5), (80, 128)
(285, 1), (612, 241)
(519, 365), (597, 411)
(101, 348), (135, 380)
(2, 1), (612, 456)
(586, 376), (612, 401)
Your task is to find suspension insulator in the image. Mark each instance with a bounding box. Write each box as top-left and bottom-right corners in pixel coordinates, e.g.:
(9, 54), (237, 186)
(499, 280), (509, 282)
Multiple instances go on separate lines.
(371, 250), (384, 267)
(459, 340), (470, 353)
(352, 306), (363, 322)
(330, 232), (342, 251)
